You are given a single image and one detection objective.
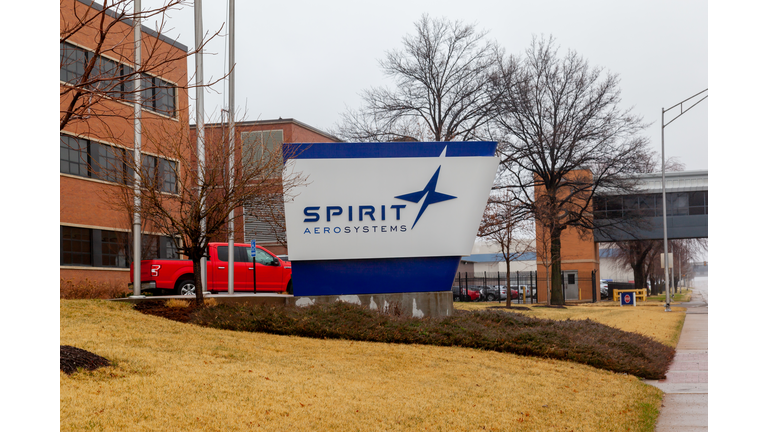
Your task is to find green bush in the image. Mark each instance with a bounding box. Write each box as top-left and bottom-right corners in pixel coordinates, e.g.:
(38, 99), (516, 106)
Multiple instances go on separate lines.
(190, 302), (675, 379)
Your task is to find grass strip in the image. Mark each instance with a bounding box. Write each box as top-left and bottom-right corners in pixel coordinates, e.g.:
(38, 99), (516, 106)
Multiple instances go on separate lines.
(190, 302), (675, 379)
(62, 300), (663, 432)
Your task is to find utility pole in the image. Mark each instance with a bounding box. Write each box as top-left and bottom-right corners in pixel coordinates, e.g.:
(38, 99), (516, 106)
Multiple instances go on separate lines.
(661, 88), (707, 311)
(227, 0), (235, 295)
(194, 0), (207, 294)
(130, 0), (144, 298)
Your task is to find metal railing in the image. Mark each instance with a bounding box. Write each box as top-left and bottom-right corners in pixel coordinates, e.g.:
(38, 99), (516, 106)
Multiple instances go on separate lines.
(452, 271), (538, 304)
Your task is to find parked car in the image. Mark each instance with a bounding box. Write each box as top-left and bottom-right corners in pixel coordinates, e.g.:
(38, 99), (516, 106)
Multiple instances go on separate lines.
(467, 288), (482, 301)
(130, 242), (293, 295)
(486, 286), (523, 301)
(600, 280), (609, 299)
(451, 285), (482, 301)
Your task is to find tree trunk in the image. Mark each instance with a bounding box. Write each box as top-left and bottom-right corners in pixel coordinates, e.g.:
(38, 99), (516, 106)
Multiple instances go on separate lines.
(192, 254), (204, 306)
(550, 230), (564, 305)
(631, 263), (645, 290)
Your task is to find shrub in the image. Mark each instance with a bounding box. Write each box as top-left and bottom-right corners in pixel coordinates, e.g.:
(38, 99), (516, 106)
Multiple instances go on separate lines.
(60, 278), (131, 299)
(165, 299), (191, 308)
(190, 302), (675, 379)
(204, 297), (218, 307)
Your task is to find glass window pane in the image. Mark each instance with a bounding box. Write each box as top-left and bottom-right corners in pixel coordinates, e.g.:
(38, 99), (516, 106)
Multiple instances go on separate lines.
(606, 196), (622, 218)
(254, 248), (274, 265)
(689, 191), (706, 207)
(61, 226), (91, 266)
(236, 247), (251, 263)
(638, 195), (655, 217)
(217, 246), (229, 262)
(141, 154), (157, 187)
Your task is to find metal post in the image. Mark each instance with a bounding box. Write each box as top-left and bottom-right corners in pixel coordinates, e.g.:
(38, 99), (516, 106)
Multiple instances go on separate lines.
(661, 89), (707, 311)
(252, 255), (257, 293)
(661, 107), (671, 311)
(195, 0), (207, 294)
(130, 0), (144, 298)
(226, 0), (235, 295)
(497, 271), (500, 304)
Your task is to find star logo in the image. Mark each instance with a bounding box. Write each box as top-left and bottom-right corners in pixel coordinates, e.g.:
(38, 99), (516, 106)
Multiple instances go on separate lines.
(395, 165), (457, 229)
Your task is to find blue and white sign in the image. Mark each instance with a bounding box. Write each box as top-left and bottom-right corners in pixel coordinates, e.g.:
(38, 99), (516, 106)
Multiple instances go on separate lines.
(250, 239), (257, 258)
(283, 142), (499, 296)
(620, 292), (636, 306)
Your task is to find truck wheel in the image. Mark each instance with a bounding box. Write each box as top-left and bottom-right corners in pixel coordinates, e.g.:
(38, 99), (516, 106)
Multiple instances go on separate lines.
(286, 280), (293, 295)
(176, 279), (196, 296)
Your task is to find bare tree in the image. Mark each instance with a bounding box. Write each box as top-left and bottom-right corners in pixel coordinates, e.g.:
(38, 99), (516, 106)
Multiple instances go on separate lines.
(478, 192), (535, 307)
(105, 119), (306, 305)
(493, 36), (652, 305)
(478, 192), (535, 306)
(335, 14), (502, 142)
(60, 0), (223, 134)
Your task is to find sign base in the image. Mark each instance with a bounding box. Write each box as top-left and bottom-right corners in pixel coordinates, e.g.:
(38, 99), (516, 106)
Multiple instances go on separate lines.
(287, 290), (455, 318)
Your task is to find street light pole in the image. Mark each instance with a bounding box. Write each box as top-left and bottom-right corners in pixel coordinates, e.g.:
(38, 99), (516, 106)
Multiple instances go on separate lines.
(661, 88), (707, 312)
(130, 0), (144, 298)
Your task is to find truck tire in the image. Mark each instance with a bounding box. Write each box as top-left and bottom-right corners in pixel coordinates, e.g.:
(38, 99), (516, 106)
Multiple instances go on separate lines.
(176, 279), (196, 296)
(286, 280), (293, 295)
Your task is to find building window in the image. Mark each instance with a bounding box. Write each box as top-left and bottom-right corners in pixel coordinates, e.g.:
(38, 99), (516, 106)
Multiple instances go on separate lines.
(102, 230), (129, 267)
(141, 154), (157, 187)
(60, 42), (173, 117)
(158, 158), (178, 193)
(61, 134), (176, 192)
(60, 42), (87, 84)
(62, 226), (178, 268)
(61, 226), (92, 266)
(241, 130), (284, 167)
(92, 142), (130, 184)
(689, 191), (707, 215)
(60, 135), (89, 177)
(141, 73), (177, 117)
(594, 191), (707, 219)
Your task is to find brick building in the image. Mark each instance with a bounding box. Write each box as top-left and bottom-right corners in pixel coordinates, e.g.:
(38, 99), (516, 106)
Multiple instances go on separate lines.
(60, 0), (189, 286)
(534, 170), (601, 302)
(190, 119), (341, 255)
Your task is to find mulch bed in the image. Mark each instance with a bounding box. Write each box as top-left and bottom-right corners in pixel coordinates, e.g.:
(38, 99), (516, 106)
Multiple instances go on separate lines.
(60, 345), (111, 375)
(533, 305), (568, 309)
(488, 305), (532, 311)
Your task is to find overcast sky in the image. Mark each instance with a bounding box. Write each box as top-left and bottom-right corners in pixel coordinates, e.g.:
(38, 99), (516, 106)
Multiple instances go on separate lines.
(144, 0), (708, 171)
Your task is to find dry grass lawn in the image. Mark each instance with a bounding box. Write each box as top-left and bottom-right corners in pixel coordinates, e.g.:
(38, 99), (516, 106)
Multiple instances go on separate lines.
(62, 300), (662, 431)
(455, 302), (686, 347)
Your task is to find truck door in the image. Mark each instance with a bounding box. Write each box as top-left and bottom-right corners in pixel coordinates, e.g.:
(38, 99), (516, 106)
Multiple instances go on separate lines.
(213, 245), (251, 292)
(212, 246), (231, 292)
(249, 247), (282, 292)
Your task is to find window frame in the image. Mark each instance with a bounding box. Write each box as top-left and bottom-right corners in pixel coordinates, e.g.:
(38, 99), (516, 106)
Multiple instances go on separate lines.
(60, 41), (176, 118)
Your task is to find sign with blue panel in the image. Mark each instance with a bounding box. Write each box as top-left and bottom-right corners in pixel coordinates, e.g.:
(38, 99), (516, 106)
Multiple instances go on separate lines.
(282, 142), (499, 297)
(250, 239), (257, 258)
(620, 291), (636, 306)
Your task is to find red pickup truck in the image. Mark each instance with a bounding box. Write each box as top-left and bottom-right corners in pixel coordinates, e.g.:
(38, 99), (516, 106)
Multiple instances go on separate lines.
(130, 242), (292, 296)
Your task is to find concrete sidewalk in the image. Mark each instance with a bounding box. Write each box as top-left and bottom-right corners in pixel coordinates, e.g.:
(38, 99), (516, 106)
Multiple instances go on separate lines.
(644, 288), (708, 431)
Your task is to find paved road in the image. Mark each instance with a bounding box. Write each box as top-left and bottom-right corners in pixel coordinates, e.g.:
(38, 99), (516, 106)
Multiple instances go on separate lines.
(644, 286), (708, 431)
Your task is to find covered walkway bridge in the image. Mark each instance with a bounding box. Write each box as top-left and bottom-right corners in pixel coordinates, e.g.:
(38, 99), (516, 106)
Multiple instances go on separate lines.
(593, 170), (708, 241)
